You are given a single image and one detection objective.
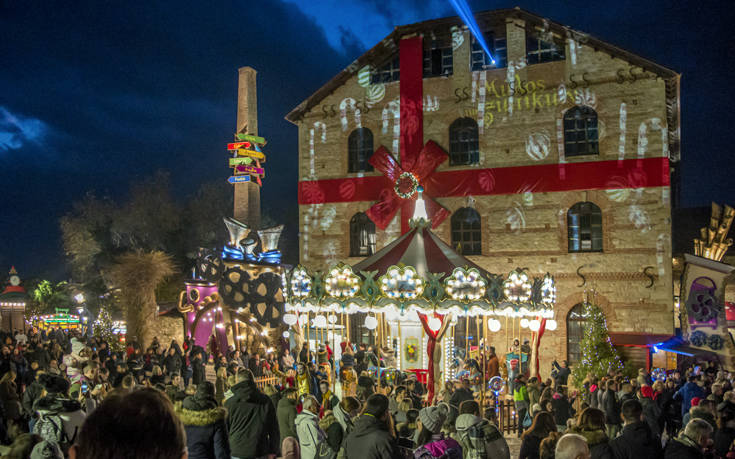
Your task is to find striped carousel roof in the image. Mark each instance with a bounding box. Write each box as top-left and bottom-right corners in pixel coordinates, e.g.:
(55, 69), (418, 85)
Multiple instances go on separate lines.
(352, 224), (489, 280)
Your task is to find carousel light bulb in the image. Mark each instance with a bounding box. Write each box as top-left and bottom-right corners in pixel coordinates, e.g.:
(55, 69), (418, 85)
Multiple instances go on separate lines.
(520, 318), (529, 328)
(488, 319), (501, 332)
(546, 319), (558, 331)
(364, 315), (378, 330)
(529, 319), (541, 331)
(283, 331), (290, 338)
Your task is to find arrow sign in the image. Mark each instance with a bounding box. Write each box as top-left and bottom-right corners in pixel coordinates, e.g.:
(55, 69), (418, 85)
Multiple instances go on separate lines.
(227, 175), (251, 184)
(235, 148), (266, 161)
(227, 141), (254, 150)
(236, 133), (266, 144)
(229, 157), (253, 166)
(235, 165), (265, 176)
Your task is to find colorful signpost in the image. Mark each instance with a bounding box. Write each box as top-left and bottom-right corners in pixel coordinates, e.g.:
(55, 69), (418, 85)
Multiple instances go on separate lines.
(228, 134), (267, 186)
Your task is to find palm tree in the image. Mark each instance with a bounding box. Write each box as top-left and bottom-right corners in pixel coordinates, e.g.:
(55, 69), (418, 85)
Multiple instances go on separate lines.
(109, 250), (174, 348)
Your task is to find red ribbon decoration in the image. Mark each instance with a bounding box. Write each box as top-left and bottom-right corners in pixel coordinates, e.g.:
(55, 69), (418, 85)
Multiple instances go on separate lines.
(365, 142), (451, 231)
(418, 312), (451, 405)
(297, 36), (671, 232)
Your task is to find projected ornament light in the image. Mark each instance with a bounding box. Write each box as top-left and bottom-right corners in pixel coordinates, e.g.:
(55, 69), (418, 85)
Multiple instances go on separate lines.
(445, 267), (487, 302)
(324, 263), (360, 299)
(503, 268), (532, 303)
(380, 265), (424, 300)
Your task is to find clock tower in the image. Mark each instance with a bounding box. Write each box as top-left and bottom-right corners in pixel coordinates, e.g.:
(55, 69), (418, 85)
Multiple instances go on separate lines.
(0, 267), (28, 332)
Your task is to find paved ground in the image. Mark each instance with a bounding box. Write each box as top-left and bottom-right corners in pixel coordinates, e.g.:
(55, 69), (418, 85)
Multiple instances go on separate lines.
(506, 436), (521, 457)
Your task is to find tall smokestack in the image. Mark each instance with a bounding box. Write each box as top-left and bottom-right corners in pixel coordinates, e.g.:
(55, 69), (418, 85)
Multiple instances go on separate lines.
(234, 67), (261, 229)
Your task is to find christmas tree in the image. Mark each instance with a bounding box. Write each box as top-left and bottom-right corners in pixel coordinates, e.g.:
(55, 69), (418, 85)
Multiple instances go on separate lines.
(571, 300), (625, 387)
(94, 308), (125, 353)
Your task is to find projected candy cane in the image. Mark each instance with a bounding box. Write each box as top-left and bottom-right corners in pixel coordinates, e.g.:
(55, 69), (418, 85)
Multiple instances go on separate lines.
(471, 71), (478, 103)
(382, 99), (400, 154)
(425, 95), (439, 112)
(340, 98), (362, 131)
(477, 71), (487, 134)
(568, 39), (578, 66)
(507, 62), (516, 116)
(308, 121), (327, 178)
(617, 103), (627, 164)
(556, 117), (566, 179)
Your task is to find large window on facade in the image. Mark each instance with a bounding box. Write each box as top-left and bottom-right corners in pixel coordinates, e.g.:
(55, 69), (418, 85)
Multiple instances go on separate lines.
(348, 128), (374, 173)
(563, 106), (599, 157)
(350, 213), (376, 257)
(449, 118), (479, 166)
(471, 34), (507, 70)
(567, 303), (591, 365)
(526, 35), (565, 65)
(371, 55), (400, 84)
(567, 202), (603, 252)
(423, 37), (453, 78)
(451, 207), (481, 255)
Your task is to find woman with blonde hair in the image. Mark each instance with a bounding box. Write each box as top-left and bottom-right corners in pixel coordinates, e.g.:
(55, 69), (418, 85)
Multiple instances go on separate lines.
(0, 370), (21, 421)
(215, 366), (228, 405)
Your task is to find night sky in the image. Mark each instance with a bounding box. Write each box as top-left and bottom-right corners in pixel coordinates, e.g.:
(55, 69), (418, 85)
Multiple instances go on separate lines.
(2, 1), (734, 280)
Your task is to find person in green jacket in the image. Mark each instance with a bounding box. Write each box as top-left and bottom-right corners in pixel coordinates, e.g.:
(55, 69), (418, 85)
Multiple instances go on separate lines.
(513, 374), (530, 438)
(276, 388), (299, 445)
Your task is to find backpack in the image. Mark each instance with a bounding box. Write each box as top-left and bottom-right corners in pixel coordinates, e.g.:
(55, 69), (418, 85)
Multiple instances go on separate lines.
(33, 411), (75, 449)
(316, 440), (338, 459)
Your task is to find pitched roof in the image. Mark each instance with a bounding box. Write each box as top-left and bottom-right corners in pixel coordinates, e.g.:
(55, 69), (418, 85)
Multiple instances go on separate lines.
(285, 7), (679, 124)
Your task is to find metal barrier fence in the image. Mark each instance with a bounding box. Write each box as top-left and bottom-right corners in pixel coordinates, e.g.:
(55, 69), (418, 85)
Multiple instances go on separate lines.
(497, 400), (519, 435)
(254, 375), (281, 390)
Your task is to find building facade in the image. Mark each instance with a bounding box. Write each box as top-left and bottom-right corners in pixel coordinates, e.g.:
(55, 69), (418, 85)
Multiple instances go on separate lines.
(287, 8), (681, 372)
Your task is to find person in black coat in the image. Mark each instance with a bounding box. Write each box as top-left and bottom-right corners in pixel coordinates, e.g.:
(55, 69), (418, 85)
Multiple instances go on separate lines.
(609, 399), (662, 459)
(664, 418), (712, 459)
(191, 352), (205, 386)
(224, 370), (279, 459)
(177, 381), (230, 459)
(449, 379), (474, 410)
(601, 380), (621, 439)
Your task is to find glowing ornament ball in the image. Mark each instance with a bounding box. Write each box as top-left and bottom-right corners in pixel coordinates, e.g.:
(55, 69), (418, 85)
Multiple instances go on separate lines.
(364, 315), (378, 330)
(546, 319), (558, 331)
(283, 313), (298, 326)
(488, 318), (501, 332)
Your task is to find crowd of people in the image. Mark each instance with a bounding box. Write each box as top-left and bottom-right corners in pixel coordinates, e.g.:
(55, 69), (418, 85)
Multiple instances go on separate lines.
(0, 326), (732, 459)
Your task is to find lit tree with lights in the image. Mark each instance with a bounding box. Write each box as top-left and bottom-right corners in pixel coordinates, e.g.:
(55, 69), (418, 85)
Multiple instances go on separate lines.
(94, 308), (124, 353)
(571, 299), (624, 387)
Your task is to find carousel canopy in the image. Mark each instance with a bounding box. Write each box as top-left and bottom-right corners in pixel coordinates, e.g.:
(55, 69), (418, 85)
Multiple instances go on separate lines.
(284, 194), (556, 320)
(353, 224), (488, 281)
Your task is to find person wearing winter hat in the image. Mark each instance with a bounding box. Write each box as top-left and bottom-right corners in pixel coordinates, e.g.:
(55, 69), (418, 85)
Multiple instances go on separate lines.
(32, 374), (85, 452)
(176, 381), (230, 459)
(30, 439), (63, 459)
(414, 403), (462, 458)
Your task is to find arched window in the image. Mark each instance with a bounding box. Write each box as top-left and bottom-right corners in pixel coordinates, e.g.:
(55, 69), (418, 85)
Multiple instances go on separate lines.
(451, 207), (481, 255)
(567, 202), (602, 252)
(350, 212), (375, 257)
(563, 106), (599, 157)
(567, 303), (591, 365)
(449, 118), (479, 166)
(348, 128), (374, 173)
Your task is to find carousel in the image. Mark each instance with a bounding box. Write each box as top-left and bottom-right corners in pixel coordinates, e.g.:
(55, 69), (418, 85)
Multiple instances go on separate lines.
(283, 190), (558, 403)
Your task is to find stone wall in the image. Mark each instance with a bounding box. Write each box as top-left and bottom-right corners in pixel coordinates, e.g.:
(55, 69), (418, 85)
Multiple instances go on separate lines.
(150, 315), (185, 348)
(293, 15), (675, 373)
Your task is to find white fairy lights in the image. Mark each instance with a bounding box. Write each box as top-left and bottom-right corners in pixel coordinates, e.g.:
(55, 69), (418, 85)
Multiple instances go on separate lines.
(540, 273), (556, 306)
(380, 265), (424, 300)
(324, 264), (360, 299)
(290, 266), (311, 298)
(503, 268), (532, 303)
(445, 267), (487, 302)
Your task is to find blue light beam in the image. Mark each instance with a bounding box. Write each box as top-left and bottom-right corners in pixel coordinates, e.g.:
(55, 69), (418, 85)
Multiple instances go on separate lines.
(448, 0), (495, 65)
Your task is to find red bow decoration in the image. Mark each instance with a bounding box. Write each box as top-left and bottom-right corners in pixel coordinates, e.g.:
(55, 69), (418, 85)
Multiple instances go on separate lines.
(365, 141), (451, 231)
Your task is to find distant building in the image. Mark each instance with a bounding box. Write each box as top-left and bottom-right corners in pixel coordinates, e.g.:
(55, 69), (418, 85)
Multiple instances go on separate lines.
(0, 267), (28, 332)
(287, 8), (681, 371)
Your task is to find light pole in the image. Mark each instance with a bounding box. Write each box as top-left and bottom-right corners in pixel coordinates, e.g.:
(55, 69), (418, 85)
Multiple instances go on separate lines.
(75, 293), (92, 337)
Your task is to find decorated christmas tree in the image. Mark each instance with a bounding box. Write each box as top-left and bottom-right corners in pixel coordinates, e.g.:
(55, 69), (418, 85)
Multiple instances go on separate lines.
(94, 308), (125, 353)
(572, 299), (625, 387)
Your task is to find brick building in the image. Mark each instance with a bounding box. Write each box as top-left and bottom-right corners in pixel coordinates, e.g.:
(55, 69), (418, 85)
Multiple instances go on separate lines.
(286, 8), (681, 372)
